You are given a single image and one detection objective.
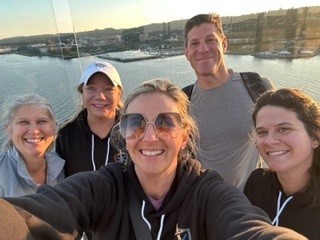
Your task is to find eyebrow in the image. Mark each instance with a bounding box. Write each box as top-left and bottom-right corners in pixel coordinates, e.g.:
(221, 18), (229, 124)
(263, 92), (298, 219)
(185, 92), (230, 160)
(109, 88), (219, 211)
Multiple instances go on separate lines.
(256, 122), (294, 129)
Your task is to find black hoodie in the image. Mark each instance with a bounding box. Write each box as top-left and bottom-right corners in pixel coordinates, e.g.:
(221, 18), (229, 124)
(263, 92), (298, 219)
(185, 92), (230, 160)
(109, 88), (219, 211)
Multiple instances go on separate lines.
(56, 109), (119, 177)
(4, 159), (306, 239)
(244, 168), (320, 240)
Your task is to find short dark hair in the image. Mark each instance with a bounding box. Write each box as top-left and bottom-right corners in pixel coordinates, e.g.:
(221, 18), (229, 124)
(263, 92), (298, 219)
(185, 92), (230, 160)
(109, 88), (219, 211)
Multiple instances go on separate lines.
(184, 13), (225, 46)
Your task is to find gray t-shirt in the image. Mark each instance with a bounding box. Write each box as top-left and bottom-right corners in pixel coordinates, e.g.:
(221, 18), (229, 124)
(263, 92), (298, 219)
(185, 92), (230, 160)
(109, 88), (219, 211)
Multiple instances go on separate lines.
(189, 71), (260, 189)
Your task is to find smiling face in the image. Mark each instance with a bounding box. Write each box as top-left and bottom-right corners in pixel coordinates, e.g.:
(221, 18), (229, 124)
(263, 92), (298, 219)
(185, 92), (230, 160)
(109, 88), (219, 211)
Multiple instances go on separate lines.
(184, 22), (227, 77)
(125, 92), (188, 180)
(7, 104), (56, 161)
(255, 105), (317, 175)
(82, 72), (122, 120)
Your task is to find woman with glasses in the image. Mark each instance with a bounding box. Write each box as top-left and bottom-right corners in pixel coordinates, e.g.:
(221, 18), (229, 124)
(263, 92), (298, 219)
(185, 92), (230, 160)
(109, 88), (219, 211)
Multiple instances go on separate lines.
(1, 79), (306, 239)
(244, 88), (320, 239)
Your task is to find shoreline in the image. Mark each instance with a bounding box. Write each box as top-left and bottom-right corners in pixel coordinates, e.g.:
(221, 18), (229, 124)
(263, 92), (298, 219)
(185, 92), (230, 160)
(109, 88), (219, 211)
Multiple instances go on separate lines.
(3, 50), (319, 62)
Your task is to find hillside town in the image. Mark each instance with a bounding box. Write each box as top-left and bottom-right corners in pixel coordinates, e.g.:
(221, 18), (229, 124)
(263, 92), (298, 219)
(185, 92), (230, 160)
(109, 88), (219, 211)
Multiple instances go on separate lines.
(0, 6), (320, 61)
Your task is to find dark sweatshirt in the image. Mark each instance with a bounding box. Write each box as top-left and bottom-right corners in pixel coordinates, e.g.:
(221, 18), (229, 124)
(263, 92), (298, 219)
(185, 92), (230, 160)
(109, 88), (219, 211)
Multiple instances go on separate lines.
(4, 159), (306, 239)
(244, 168), (320, 240)
(56, 109), (118, 177)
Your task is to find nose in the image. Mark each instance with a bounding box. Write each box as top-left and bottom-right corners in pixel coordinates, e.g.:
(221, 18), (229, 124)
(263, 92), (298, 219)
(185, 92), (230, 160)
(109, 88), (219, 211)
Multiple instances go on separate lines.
(198, 41), (209, 52)
(263, 132), (280, 145)
(97, 90), (107, 99)
(142, 123), (159, 141)
(28, 123), (40, 133)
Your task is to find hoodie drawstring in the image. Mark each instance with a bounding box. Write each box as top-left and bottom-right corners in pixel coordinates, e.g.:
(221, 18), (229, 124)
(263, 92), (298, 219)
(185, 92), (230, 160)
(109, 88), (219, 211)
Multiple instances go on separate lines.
(141, 200), (165, 240)
(141, 201), (151, 230)
(272, 191), (293, 226)
(91, 135), (111, 171)
(157, 214), (165, 240)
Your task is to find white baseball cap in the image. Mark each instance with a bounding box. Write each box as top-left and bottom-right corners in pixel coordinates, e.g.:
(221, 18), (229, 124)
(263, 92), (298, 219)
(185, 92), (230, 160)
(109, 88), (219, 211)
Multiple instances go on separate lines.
(80, 61), (122, 87)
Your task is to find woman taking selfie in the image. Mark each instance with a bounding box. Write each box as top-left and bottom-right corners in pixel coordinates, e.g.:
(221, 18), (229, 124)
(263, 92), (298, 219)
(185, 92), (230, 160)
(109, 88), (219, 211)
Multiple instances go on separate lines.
(1, 80), (305, 239)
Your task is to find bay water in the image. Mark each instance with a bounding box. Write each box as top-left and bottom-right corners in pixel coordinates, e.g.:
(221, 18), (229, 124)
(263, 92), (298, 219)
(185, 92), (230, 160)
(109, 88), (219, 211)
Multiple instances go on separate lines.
(0, 53), (319, 145)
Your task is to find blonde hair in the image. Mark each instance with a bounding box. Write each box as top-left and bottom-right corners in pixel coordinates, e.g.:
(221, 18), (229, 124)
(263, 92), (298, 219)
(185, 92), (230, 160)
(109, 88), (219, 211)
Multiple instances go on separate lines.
(112, 78), (199, 163)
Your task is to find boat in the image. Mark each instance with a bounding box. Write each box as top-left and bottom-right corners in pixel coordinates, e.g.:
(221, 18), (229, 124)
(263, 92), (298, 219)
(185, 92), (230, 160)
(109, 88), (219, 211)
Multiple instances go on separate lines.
(253, 51), (279, 59)
(253, 49), (318, 59)
(0, 47), (11, 54)
(295, 50), (318, 58)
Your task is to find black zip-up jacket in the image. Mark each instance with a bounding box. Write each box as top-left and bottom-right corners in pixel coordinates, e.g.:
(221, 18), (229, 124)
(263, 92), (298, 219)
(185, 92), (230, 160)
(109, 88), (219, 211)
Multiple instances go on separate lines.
(56, 109), (119, 177)
(244, 168), (320, 240)
(4, 159), (306, 239)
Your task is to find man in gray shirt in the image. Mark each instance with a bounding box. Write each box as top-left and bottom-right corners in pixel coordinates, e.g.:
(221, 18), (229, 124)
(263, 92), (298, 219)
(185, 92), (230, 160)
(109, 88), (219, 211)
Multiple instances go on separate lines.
(183, 13), (275, 189)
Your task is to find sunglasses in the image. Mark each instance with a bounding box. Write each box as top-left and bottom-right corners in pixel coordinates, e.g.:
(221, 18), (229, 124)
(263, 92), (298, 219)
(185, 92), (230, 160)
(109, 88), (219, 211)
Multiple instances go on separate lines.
(119, 112), (182, 140)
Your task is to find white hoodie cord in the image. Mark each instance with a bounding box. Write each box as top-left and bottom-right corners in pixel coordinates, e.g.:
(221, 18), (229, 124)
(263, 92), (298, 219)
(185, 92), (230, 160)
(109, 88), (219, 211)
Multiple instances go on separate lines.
(141, 200), (151, 230)
(141, 200), (165, 240)
(91, 135), (111, 171)
(272, 191), (293, 226)
(156, 214), (165, 240)
(91, 135), (96, 171)
(105, 137), (111, 165)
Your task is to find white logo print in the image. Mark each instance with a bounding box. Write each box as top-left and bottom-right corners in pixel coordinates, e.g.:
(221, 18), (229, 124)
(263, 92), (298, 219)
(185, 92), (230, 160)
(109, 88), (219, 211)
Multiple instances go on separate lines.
(175, 224), (192, 240)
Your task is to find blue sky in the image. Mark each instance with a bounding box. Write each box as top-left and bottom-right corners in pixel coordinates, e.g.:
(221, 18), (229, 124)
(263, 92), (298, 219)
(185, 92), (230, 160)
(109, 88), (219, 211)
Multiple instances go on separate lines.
(1, 0), (319, 39)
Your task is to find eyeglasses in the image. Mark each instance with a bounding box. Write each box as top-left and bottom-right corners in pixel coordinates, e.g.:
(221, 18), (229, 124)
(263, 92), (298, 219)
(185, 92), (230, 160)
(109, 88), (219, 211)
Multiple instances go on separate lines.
(119, 112), (182, 140)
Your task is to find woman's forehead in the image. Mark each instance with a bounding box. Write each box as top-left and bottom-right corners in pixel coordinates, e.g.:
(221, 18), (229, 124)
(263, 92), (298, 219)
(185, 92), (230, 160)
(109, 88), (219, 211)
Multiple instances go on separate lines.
(126, 93), (179, 115)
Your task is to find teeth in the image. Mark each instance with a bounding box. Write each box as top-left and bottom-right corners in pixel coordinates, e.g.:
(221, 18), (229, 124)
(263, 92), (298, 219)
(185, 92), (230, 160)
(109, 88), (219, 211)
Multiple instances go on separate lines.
(268, 150), (288, 156)
(25, 138), (43, 143)
(142, 150), (162, 156)
(94, 104), (106, 108)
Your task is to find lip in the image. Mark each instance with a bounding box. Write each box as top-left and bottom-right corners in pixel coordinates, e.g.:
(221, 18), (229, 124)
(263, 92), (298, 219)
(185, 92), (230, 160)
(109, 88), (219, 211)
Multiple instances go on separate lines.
(197, 56), (213, 61)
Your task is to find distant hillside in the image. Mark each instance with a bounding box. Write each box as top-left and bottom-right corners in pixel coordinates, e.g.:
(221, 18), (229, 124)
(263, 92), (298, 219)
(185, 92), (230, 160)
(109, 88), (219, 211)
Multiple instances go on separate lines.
(1, 5), (319, 53)
(143, 19), (186, 32)
(76, 28), (121, 37)
(0, 28), (121, 45)
(0, 34), (58, 45)
(143, 6), (320, 31)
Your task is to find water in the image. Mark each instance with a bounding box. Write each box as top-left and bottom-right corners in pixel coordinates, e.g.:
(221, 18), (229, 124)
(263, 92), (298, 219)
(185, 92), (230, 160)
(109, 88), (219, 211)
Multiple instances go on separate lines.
(0, 53), (319, 144)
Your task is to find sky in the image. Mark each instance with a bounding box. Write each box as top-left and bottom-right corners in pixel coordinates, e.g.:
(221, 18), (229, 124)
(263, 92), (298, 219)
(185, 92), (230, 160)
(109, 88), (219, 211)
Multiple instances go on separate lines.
(0, 0), (320, 40)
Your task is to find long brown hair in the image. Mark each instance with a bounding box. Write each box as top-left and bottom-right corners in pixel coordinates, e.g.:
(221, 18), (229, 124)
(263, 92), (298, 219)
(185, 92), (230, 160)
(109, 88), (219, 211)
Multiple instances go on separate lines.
(253, 88), (320, 204)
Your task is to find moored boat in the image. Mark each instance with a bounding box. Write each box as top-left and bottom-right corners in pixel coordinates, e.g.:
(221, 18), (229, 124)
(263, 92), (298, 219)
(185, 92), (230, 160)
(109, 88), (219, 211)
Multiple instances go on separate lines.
(0, 47), (12, 54)
(253, 49), (318, 59)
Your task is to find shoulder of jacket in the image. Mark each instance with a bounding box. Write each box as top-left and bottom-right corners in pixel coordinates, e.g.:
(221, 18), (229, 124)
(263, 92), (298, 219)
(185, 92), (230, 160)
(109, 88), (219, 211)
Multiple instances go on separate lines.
(248, 168), (271, 182)
(46, 151), (65, 161)
(58, 114), (87, 134)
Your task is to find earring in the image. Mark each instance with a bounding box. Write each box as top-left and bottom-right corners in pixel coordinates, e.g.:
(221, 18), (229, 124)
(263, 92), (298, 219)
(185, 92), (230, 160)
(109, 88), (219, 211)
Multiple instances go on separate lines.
(313, 143), (319, 149)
